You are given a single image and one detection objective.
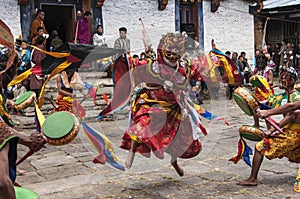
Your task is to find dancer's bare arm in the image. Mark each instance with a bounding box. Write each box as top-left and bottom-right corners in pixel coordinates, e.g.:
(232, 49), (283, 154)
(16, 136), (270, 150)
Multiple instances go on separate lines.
(0, 143), (15, 199)
(257, 100), (300, 119)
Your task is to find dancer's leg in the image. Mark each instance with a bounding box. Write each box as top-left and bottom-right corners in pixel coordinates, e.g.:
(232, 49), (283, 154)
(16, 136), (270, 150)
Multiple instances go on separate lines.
(125, 140), (138, 169)
(170, 155), (184, 176)
(237, 148), (264, 186)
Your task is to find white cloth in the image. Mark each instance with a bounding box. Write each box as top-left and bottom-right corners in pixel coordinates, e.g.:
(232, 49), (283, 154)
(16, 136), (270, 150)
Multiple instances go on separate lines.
(13, 86), (27, 101)
(92, 33), (107, 46)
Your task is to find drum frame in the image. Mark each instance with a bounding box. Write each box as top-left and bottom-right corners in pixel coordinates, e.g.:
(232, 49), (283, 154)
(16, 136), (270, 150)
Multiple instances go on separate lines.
(42, 112), (79, 146)
(14, 91), (36, 110)
(239, 125), (264, 141)
(234, 87), (259, 116)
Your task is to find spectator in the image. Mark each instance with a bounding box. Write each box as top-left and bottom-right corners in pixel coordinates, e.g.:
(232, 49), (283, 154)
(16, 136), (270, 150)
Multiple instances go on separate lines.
(225, 51), (231, 57)
(253, 49), (261, 69)
(32, 36), (46, 64)
(50, 30), (63, 51)
(114, 27), (130, 52)
(31, 27), (48, 46)
(285, 42), (294, 67)
(138, 52), (148, 65)
(30, 35), (47, 98)
(279, 39), (287, 66)
(189, 81), (203, 105)
(228, 52), (243, 99)
(17, 41), (31, 75)
(240, 52), (249, 68)
(92, 24), (112, 72)
(30, 9), (48, 40)
(232, 52), (243, 74)
(74, 11), (92, 44)
(93, 24), (107, 47)
(254, 52), (273, 86)
(294, 42), (300, 74)
(111, 27), (130, 77)
(272, 43), (281, 76)
(240, 52), (251, 84)
(132, 54), (139, 67)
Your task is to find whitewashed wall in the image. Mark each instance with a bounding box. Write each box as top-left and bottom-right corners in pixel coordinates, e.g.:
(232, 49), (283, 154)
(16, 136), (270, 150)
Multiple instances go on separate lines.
(102, 0), (175, 55)
(0, 0), (21, 40)
(203, 0), (255, 64)
(0, 0), (255, 64)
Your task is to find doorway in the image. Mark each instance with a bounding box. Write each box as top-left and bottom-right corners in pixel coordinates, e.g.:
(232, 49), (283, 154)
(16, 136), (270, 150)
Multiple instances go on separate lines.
(179, 2), (199, 50)
(180, 3), (196, 39)
(41, 4), (76, 43)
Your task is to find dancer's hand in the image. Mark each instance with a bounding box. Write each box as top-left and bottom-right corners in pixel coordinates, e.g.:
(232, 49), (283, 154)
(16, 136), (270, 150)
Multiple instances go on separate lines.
(263, 129), (273, 137)
(263, 130), (286, 139)
(19, 133), (45, 151)
(256, 109), (269, 119)
(30, 133), (44, 151)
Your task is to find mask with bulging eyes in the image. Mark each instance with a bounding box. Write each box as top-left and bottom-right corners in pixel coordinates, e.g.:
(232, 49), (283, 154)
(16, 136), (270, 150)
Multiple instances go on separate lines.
(158, 33), (186, 68)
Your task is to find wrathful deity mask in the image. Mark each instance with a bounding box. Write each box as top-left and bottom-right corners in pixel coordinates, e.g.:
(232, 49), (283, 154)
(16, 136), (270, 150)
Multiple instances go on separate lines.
(158, 33), (186, 68)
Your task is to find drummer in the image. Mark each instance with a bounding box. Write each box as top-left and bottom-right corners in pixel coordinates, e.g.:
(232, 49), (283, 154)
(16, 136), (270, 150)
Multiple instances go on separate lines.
(253, 66), (300, 127)
(0, 122), (43, 198)
(237, 66), (300, 187)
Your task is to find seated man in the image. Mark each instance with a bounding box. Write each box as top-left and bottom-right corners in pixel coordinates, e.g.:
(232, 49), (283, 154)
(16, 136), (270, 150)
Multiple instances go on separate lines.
(0, 123), (43, 199)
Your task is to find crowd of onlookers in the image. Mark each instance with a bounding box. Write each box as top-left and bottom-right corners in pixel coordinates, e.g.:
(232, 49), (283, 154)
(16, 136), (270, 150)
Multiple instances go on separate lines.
(8, 9), (131, 106)
(7, 8), (300, 103)
(265, 40), (300, 77)
(187, 39), (300, 101)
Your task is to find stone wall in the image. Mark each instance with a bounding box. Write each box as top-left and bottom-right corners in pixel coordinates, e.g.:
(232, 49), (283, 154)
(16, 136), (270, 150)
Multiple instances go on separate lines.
(0, 0), (21, 39)
(203, 0), (255, 64)
(102, 0), (175, 55)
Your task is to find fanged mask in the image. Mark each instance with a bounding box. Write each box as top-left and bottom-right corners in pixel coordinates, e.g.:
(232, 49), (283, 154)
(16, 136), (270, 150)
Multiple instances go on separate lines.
(158, 33), (186, 68)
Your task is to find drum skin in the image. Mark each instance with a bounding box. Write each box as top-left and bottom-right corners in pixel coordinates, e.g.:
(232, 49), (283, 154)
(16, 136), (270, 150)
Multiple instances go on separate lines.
(42, 111), (79, 146)
(14, 186), (39, 199)
(239, 125), (264, 141)
(233, 87), (259, 116)
(14, 91), (36, 110)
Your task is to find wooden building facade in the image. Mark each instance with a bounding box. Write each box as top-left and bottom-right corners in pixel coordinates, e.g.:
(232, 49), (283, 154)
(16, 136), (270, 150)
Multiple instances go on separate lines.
(251, 0), (300, 48)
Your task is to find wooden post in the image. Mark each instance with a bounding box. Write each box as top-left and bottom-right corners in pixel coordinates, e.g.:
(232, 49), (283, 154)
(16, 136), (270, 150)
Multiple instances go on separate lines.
(253, 0), (265, 50)
(254, 16), (265, 50)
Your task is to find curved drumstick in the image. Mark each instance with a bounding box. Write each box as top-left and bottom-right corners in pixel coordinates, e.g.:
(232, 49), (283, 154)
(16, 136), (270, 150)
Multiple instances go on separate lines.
(16, 101), (46, 165)
(41, 96), (57, 109)
(265, 116), (284, 135)
(16, 138), (47, 166)
(16, 150), (33, 166)
(253, 107), (284, 135)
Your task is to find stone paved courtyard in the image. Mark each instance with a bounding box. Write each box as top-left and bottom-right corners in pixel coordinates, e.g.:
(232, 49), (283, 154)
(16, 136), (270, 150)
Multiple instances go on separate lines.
(14, 95), (300, 199)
